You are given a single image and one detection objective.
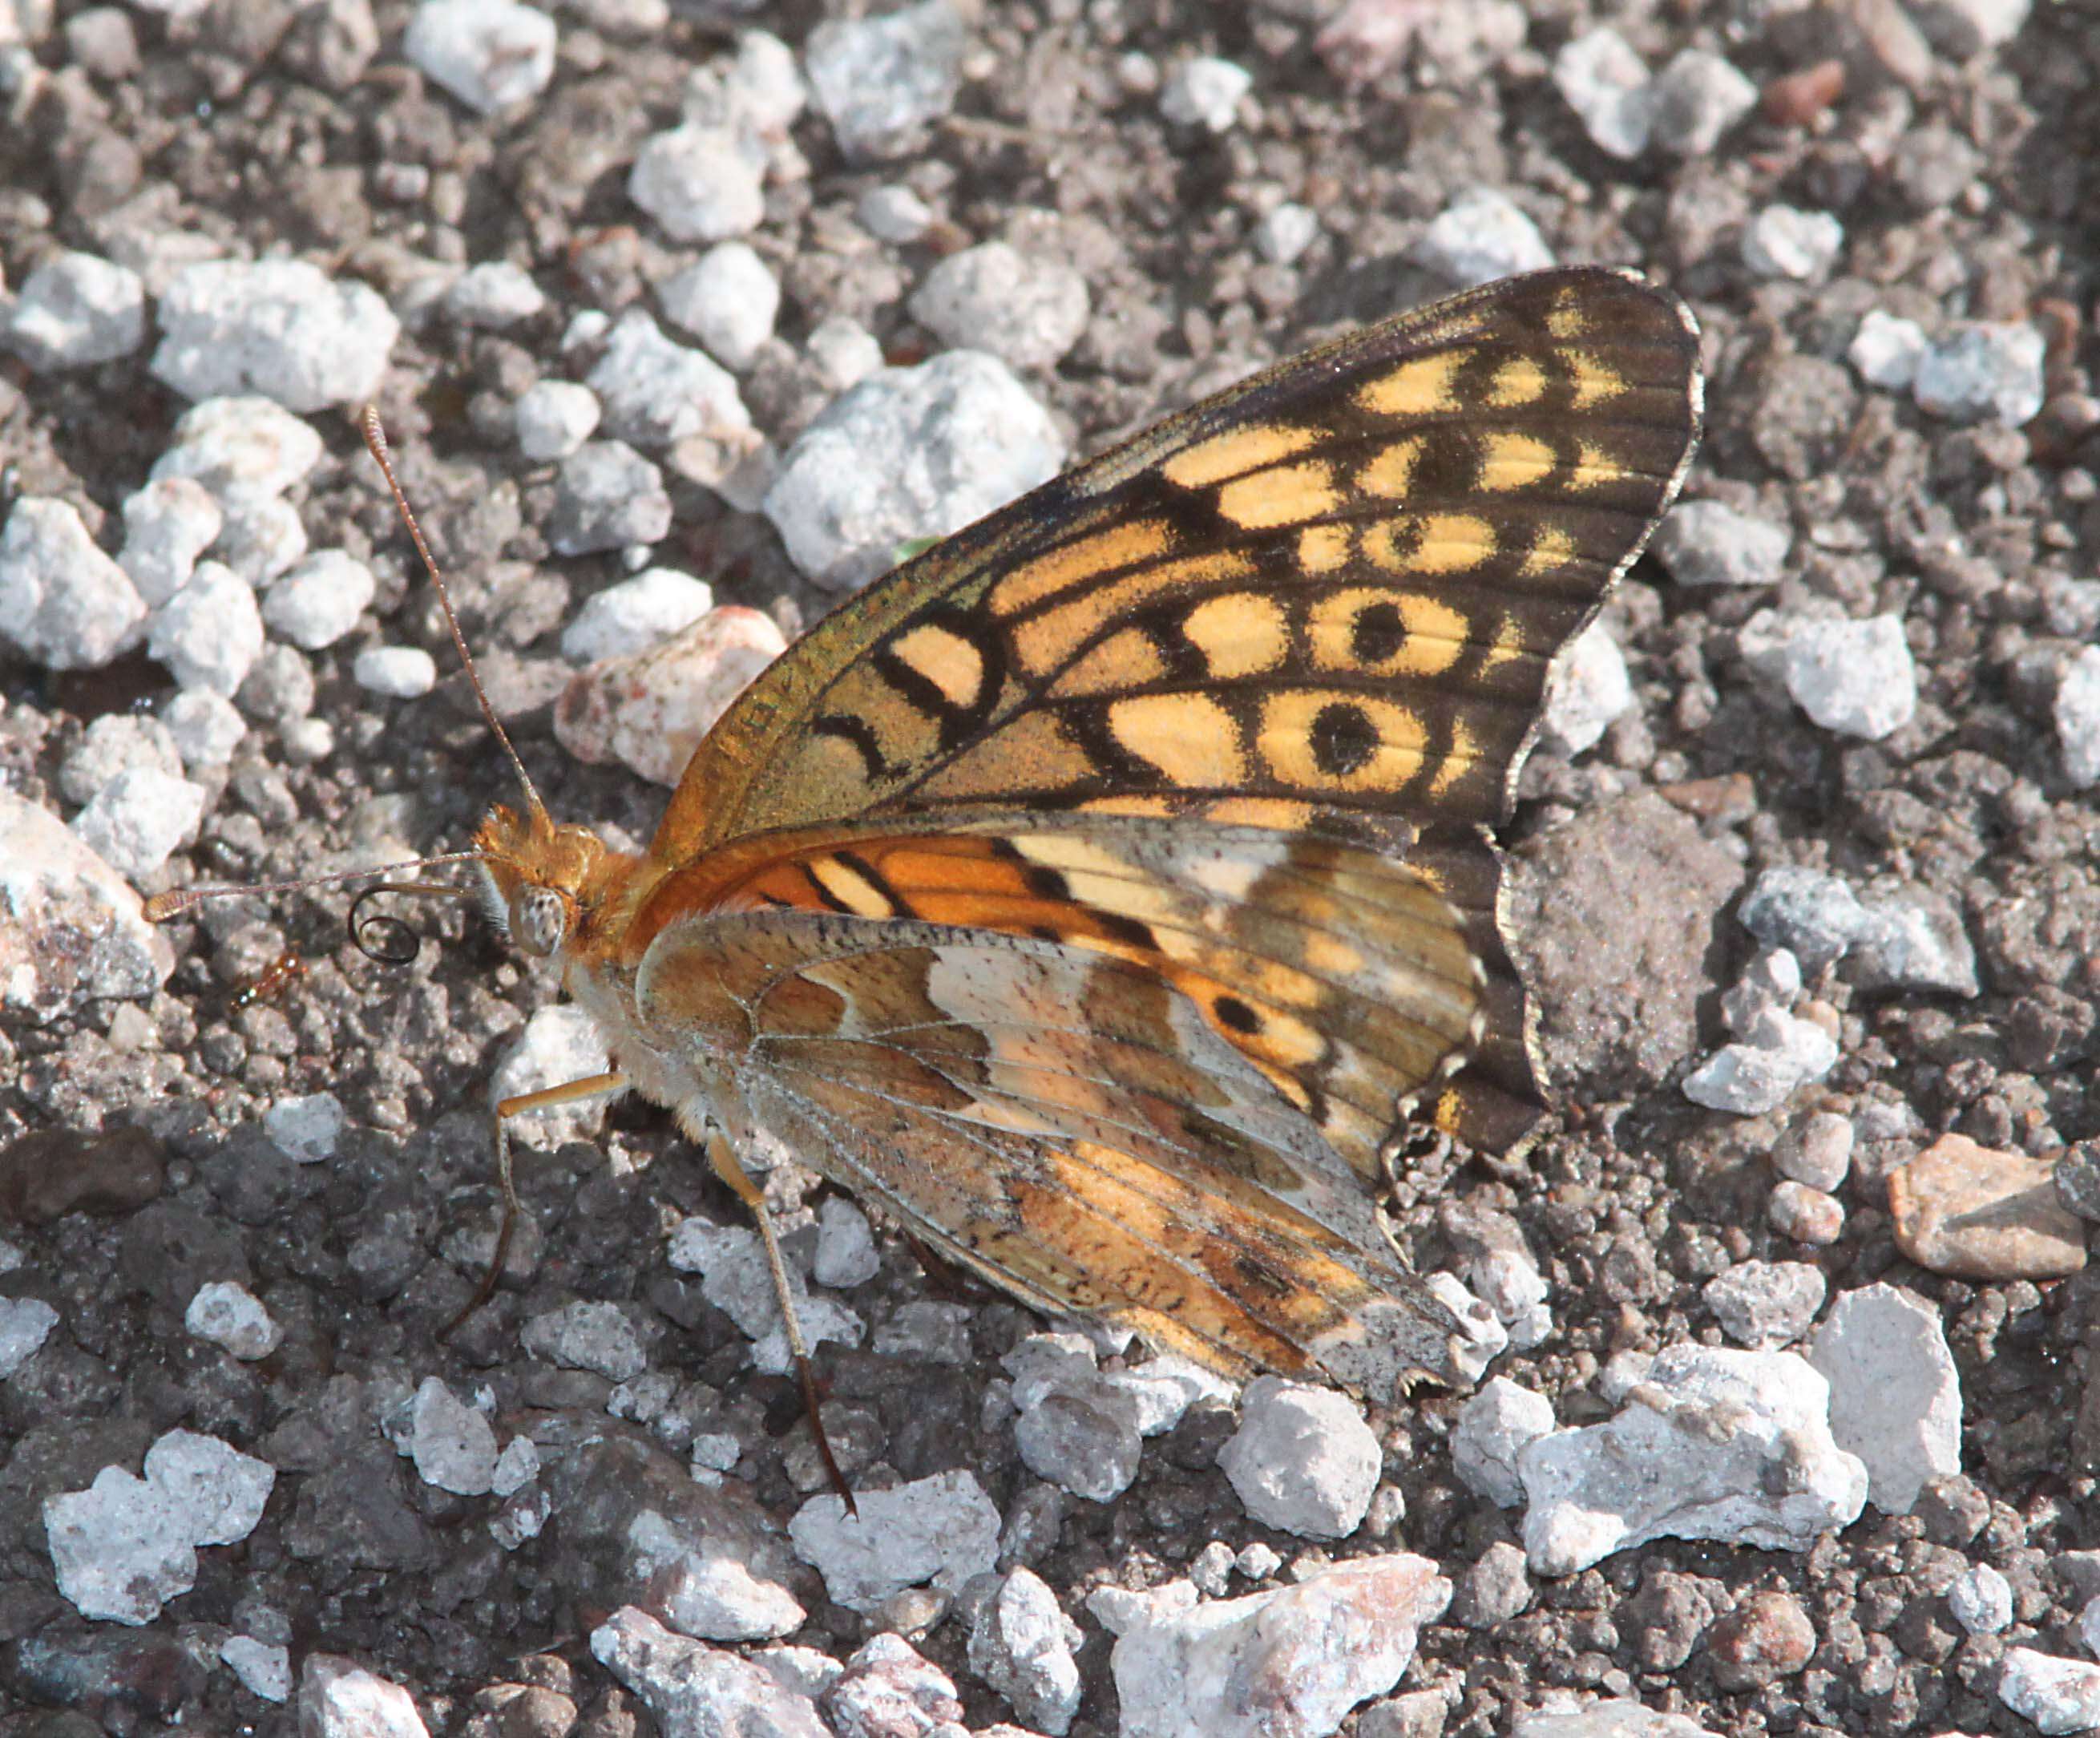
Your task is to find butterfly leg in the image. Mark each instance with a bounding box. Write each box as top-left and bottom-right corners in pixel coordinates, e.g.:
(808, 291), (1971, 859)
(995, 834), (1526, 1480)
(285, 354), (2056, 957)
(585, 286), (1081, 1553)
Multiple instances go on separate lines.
(704, 1130), (858, 1516)
(442, 1069), (629, 1336)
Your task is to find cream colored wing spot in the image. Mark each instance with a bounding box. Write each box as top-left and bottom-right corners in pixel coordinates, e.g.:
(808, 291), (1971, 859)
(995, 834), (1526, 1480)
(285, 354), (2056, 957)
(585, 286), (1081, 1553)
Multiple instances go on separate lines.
(1108, 692), (1247, 786)
(1050, 627), (1170, 699)
(1161, 421), (1323, 490)
(1520, 523), (1578, 579)
(1355, 350), (1466, 417)
(1568, 353), (1629, 410)
(1488, 355), (1549, 406)
(809, 855), (899, 918)
(990, 518), (1177, 616)
(1298, 523), (1353, 576)
(1356, 435), (1424, 499)
(1567, 441), (1632, 490)
(1478, 431), (1558, 492)
(1307, 588), (1468, 680)
(1020, 552), (1260, 677)
(1545, 296), (1592, 340)
(1478, 612), (1529, 678)
(1258, 690), (1430, 794)
(1214, 461), (1340, 531)
(1182, 592), (1289, 679)
(1363, 514), (1496, 576)
(1428, 715), (1484, 799)
(1201, 796), (1314, 831)
(889, 623), (986, 709)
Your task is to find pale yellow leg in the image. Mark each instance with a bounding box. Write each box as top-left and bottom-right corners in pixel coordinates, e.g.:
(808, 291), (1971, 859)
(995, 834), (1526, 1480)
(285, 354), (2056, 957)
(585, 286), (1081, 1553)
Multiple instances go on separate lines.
(445, 1070), (628, 1335)
(706, 1131), (857, 1515)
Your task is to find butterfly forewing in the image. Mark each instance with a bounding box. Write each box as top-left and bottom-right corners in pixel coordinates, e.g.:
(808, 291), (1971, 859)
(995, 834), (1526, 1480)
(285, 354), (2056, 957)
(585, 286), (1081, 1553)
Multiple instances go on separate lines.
(656, 266), (1700, 854)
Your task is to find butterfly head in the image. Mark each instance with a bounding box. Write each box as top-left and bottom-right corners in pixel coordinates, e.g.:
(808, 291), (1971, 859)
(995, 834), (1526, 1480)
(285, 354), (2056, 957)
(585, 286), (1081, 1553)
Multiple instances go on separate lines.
(472, 802), (635, 965)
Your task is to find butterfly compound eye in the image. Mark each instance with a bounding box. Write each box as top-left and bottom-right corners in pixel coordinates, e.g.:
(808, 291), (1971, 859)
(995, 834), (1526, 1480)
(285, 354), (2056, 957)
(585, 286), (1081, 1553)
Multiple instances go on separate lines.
(513, 885), (569, 958)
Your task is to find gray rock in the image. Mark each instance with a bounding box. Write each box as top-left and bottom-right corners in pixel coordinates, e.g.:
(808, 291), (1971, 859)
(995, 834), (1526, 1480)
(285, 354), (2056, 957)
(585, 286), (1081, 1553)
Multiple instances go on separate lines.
(805, 0), (965, 161)
(1218, 1376), (1381, 1540)
(1806, 1282), (1961, 1514)
(1702, 1260), (1827, 1350)
(1652, 499), (1791, 588)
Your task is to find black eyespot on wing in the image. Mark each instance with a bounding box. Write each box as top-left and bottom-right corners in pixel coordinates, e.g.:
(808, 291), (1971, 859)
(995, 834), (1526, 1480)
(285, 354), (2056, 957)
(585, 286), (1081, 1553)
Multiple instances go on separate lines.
(1310, 701), (1379, 777)
(1213, 994), (1262, 1034)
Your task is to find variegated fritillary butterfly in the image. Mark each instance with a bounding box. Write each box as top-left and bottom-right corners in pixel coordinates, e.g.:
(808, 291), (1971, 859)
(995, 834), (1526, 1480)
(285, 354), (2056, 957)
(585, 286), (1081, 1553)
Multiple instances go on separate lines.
(159, 266), (1702, 1459)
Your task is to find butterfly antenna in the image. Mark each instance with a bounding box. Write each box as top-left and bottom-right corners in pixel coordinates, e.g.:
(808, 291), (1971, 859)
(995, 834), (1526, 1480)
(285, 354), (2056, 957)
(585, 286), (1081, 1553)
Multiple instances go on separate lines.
(358, 406), (546, 820)
(143, 852), (485, 924)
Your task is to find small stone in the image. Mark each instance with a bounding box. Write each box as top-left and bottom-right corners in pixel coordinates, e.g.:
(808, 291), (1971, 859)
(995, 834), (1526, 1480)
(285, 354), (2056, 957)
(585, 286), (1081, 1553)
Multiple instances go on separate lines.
(1914, 321), (2046, 425)
(1411, 187), (1553, 288)
(1646, 47), (1759, 156)
(588, 309), (753, 452)
(402, 0), (555, 114)
(1254, 201), (1319, 265)
(660, 241), (779, 372)
(1807, 1282), (1961, 1514)
(1703, 1260), (1827, 1350)
(120, 476), (223, 608)
(71, 766), (208, 881)
(151, 395), (325, 502)
(1948, 1563), (2013, 1635)
(765, 350), (1064, 590)
(1218, 1376), (1380, 1540)
(630, 122), (765, 242)
(1653, 499), (1791, 588)
(1159, 54), (1252, 132)
(665, 1215), (862, 1376)
(1769, 1180), (1845, 1246)
(787, 1467), (1000, 1612)
(185, 1280), (282, 1360)
(1111, 1555), (1450, 1738)
(1452, 1376), (1556, 1508)
(521, 1300), (648, 1383)
(220, 1635), (293, 1703)
(561, 568), (716, 664)
(1236, 1541), (1282, 1582)
(149, 560), (264, 696)
(1538, 620), (1632, 757)
(966, 1566), (1082, 1736)
(805, 0), (965, 161)
(555, 605), (785, 786)
(1852, 887), (1979, 996)
(1189, 1542), (1237, 1597)
(1848, 309), (1928, 390)
(300, 1658), (430, 1738)
(406, 1376), (499, 1496)
(1451, 1541), (1532, 1629)
(260, 548), (376, 649)
(264, 1091), (345, 1162)
(353, 645), (438, 698)
(1738, 863), (1872, 972)
(162, 689), (247, 770)
(0, 791), (176, 1019)
(1888, 1133), (2086, 1279)
(0, 1296), (59, 1378)
(445, 260), (545, 327)
(1684, 1017), (1840, 1117)
(1780, 613), (1916, 740)
(1518, 1346), (1866, 1576)
(0, 496), (147, 669)
(491, 1435), (539, 1498)
(152, 259), (398, 413)
(1706, 1589), (1815, 1691)
(1014, 1381), (1144, 1505)
(593, 1609), (826, 1738)
(2054, 645), (2100, 787)
(811, 1196), (880, 1289)
(806, 315), (884, 392)
(1553, 26), (1652, 160)
(909, 240), (1091, 372)
(59, 713), (181, 806)
(2000, 1647), (2100, 1736)
(6, 249), (147, 370)
(1774, 1111), (1854, 1191)
(1740, 204), (1844, 281)
(212, 492), (309, 588)
(515, 380), (601, 462)
(547, 439), (672, 556)
(490, 1004), (612, 1146)
(858, 183), (935, 245)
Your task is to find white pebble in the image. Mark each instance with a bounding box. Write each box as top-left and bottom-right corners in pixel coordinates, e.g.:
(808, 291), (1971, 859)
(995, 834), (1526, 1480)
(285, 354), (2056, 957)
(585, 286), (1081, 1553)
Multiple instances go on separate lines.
(514, 379), (601, 462)
(561, 567), (715, 664)
(185, 1281), (282, 1360)
(446, 260), (546, 327)
(265, 1092), (345, 1162)
(1769, 1179), (1846, 1246)
(1254, 201), (1319, 265)
(119, 476), (223, 608)
(151, 396), (325, 501)
(0, 497), (147, 669)
(1948, 1563), (2013, 1635)
(260, 549), (377, 649)
(353, 645), (439, 697)
(71, 766), (208, 880)
(1160, 55), (1252, 131)
(161, 689), (248, 770)
(659, 240), (779, 371)
(59, 713), (181, 806)
(628, 123), (766, 243)
(150, 562), (264, 695)
(403, 0), (556, 114)
(151, 259), (399, 414)
(857, 183), (935, 244)
(6, 249), (147, 370)
(1848, 309), (1928, 390)
(2054, 645), (2100, 788)
(1741, 204), (1844, 281)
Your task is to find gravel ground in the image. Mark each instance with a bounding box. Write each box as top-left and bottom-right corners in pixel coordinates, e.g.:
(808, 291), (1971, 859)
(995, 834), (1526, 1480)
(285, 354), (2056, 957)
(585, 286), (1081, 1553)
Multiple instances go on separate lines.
(3, 1), (2099, 1734)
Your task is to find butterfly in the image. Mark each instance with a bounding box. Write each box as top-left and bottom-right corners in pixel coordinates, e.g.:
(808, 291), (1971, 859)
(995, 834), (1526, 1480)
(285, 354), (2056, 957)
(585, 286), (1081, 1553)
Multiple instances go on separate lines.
(160, 265), (1702, 1469)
